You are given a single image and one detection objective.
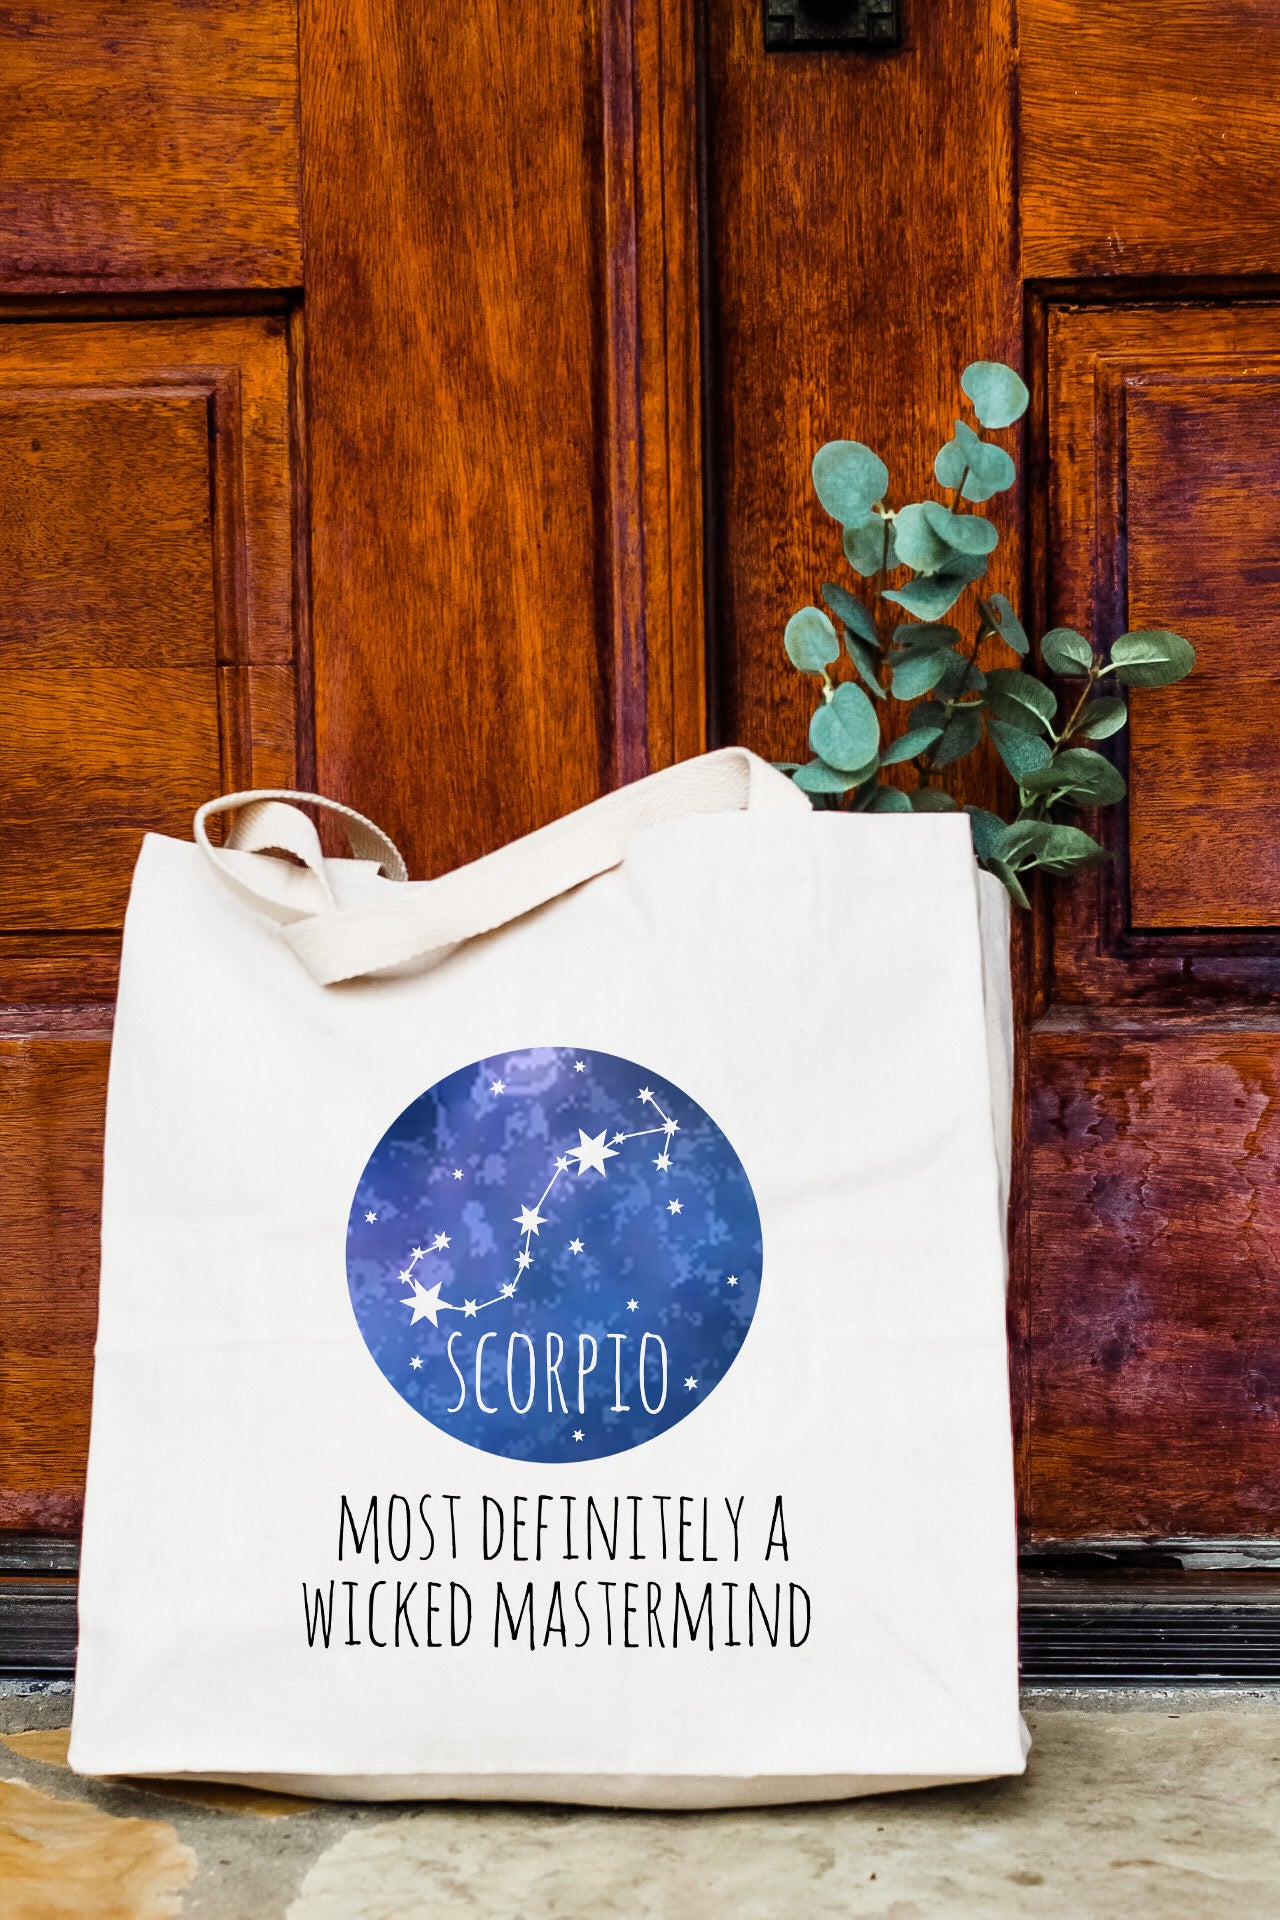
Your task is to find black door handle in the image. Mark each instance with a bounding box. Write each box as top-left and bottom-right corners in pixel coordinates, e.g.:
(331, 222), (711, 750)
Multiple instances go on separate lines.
(763, 0), (901, 50)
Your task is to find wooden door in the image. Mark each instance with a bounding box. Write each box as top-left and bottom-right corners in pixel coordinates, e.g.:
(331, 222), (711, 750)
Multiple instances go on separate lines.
(3, 0), (1279, 1652)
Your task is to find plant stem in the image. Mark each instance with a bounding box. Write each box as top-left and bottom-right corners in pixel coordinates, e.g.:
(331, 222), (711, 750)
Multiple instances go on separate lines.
(1057, 663), (1102, 743)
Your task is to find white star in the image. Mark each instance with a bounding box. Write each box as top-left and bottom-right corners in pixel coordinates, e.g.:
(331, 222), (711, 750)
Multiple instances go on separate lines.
(516, 1250), (532, 1272)
(555, 1155), (571, 1173)
(398, 1268), (413, 1282)
(684, 1376), (698, 1391)
(452, 1168), (463, 1180)
(365, 1210), (377, 1223)
(411, 1246), (425, 1259)
(569, 1238), (584, 1255)
(574, 1060), (586, 1072)
(654, 1152), (671, 1171)
(667, 1199), (682, 1215)
(514, 1204), (546, 1236)
(626, 1298), (638, 1312)
(573, 1430), (584, 1442)
(726, 1274), (739, 1287)
(463, 1299), (478, 1318)
(611, 1132), (626, 1146)
(410, 1355), (422, 1370)
(663, 1118), (679, 1136)
(568, 1128), (619, 1178)
(433, 1232), (451, 1251)
(501, 1281), (517, 1298)
(638, 1087), (654, 1103)
(402, 1278), (445, 1326)
(490, 1079), (505, 1095)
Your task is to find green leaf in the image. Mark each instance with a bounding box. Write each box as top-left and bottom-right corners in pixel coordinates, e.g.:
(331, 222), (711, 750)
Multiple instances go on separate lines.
(1001, 820), (1109, 873)
(909, 786), (959, 812)
(845, 633), (887, 699)
(891, 622), (961, 653)
(931, 705), (984, 768)
(843, 517), (897, 576)
(985, 667), (1057, 731)
(1041, 626), (1094, 677)
(983, 592), (1028, 655)
(893, 502), (955, 574)
(961, 361), (1029, 429)
(809, 680), (881, 771)
(811, 441), (889, 529)
(934, 420), (1016, 503)
(1108, 629), (1196, 688)
(821, 581), (878, 646)
(880, 723), (945, 764)
(868, 784), (912, 813)
(910, 700), (949, 732)
(883, 552), (988, 620)
(1070, 696), (1128, 741)
(1021, 747), (1126, 805)
(981, 857), (1031, 910)
(891, 648), (950, 701)
(920, 500), (1000, 557)
(965, 806), (1010, 861)
(936, 651), (986, 699)
(988, 717), (1054, 780)
(784, 606), (839, 675)
(792, 758), (865, 794)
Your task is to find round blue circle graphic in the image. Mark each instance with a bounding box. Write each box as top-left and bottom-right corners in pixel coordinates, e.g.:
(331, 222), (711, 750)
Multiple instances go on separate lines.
(346, 1047), (762, 1462)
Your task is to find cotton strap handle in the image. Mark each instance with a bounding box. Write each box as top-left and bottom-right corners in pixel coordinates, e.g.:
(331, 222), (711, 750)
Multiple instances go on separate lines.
(194, 748), (809, 987)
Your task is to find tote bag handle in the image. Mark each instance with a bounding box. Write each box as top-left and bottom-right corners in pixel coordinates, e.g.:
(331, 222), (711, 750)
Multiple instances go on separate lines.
(194, 747), (810, 986)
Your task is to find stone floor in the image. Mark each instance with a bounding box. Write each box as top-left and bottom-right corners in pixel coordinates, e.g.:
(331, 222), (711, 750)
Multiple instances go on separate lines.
(3, 1684), (1279, 1918)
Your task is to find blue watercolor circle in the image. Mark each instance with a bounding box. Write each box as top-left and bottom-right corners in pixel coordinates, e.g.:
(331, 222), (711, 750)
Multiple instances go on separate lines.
(346, 1047), (762, 1462)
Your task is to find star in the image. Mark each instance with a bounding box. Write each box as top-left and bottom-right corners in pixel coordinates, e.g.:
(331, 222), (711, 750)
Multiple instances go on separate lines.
(654, 1152), (671, 1171)
(638, 1087), (654, 1103)
(574, 1060), (586, 1072)
(432, 1232), (451, 1251)
(365, 1210), (377, 1223)
(555, 1155), (571, 1173)
(626, 1298), (638, 1312)
(398, 1268), (413, 1283)
(514, 1204), (546, 1236)
(667, 1199), (682, 1215)
(463, 1299), (478, 1318)
(610, 1132), (626, 1146)
(410, 1356), (423, 1370)
(501, 1281), (517, 1298)
(569, 1238), (584, 1254)
(516, 1250), (532, 1272)
(490, 1079), (505, 1095)
(573, 1430), (584, 1442)
(684, 1376), (698, 1391)
(452, 1168), (463, 1180)
(568, 1128), (619, 1178)
(402, 1278), (445, 1326)
(411, 1246), (425, 1259)
(727, 1274), (739, 1287)
(663, 1118), (679, 1136)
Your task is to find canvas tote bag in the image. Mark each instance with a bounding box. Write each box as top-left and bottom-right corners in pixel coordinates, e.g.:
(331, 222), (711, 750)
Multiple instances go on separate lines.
(69, 746), (1025, 1807)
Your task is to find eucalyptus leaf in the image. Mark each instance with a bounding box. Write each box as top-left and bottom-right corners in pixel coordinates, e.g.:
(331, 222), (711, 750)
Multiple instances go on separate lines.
(965, 806), (1009, 862)
(981, 857), (1031, 910)
(1031, 824), (1111, 873)
(935, 651), (986, 699)
(910, 700), (949, 733)
(920, 499), (1000, 557)
(931, 704), (984, 767)
(784, 606), (839, 674)
(846, 633), (887, 698)
(792, 758), (864, 794)
(1041, 626), (1094, 677)
(893, 502), (955, 574)
(843, 517), (897, 576)
(890, 648), (950, 701)
(809, 680), (881, 771)
(961, 361), (1029, 429)
(985, 667), (1057, 730)
(1070, 696), (1128, 741)
(884, 551), (988, 620)
(811, 441), (889, 529)
(880, 723), (945, 764)
(821, 580), (878, 646)
(988, 717), (1054, 780)
(982, 592), (1028, 655)
(1021, 747), (1126, 805)
(934, 418), (1017, 502)
(868, 784), (912, 813)
(908, 786), (959, 812)
(891, 622), (961, 653)
(1108, 629), (1196, 687)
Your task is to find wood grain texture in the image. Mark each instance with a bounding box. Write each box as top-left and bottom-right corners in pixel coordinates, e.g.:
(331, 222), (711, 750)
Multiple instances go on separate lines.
(299, 0), (705, 876)
(705, 0), (1019, 807)
(1020, 0), (1280, 280)
(0, 0), (301, 292)
(1027, 1021), (1280, 1538)
(0, 1035), (109, 1535)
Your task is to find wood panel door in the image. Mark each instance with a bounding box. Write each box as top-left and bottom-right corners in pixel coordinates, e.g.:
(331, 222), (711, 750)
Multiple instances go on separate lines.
(3, 0), (1279, 1587)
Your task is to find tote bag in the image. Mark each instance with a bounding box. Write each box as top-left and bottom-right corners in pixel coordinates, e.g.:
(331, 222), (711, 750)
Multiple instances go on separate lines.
(69, 747), (1025, 1807)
